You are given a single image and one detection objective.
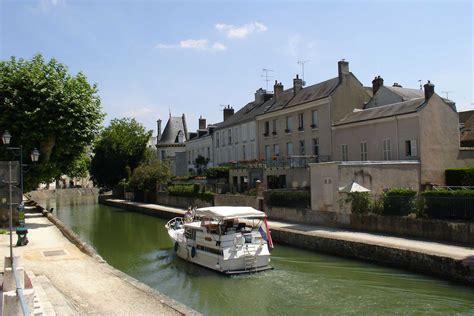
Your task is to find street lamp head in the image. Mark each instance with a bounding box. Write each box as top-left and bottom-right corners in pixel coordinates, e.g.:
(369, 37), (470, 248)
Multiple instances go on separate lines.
(2, 130), (11, 145)
(30, 148), (40, 162)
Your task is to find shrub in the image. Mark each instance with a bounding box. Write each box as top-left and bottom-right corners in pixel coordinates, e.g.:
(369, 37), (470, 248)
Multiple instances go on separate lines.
(382, 188), (417, 216)
(422, 189), (474, 221)
(205, 166), (230, 179)
(346, 192), (371, 214)
(268, 191), (310, 208)
(445, 168), (474, 186)
(167, 184), (214, 202)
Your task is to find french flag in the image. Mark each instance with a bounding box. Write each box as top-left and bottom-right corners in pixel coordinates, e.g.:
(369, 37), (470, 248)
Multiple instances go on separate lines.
(258, 217), (274, 251)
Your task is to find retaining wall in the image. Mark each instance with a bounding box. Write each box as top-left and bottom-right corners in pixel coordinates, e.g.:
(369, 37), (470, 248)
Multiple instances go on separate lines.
(213, 194), (258, 208)
(28, 188), (99, 201)
(155, 192), (212, 208)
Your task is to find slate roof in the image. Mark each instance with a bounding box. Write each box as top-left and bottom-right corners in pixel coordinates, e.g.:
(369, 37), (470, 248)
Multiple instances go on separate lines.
(214, 101), (260, 129)
(335, 97), (426, 126)
(286, 77), (340, 108)
(365, 86), (424, 109)
(158, 116), (187, 144)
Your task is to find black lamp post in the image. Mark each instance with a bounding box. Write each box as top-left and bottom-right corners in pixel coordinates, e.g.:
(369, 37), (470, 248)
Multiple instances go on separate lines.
(1, 130), (40, 259)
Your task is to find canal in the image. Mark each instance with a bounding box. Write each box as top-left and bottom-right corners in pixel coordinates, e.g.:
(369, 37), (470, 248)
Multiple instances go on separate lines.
(41, 196), (474, 315)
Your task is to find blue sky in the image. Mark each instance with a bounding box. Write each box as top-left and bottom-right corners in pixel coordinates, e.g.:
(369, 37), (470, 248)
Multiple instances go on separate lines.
(1, 0), (473, 134)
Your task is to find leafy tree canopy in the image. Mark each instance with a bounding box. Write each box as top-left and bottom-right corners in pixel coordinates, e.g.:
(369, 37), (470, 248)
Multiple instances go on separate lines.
(90, 118), (152, 190)
(129, 160), (171, 193)
(0, 54), (104, 191)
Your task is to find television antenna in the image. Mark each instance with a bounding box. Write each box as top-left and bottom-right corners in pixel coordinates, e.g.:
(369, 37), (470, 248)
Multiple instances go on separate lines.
(298, 60), (310, 85)
(261, 68), (274, 91)
(441, 91), (453, 99)
(418, 79), (422, 90)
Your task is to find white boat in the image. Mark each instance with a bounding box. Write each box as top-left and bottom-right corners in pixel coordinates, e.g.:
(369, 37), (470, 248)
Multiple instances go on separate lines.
(165, 206), (273, 274)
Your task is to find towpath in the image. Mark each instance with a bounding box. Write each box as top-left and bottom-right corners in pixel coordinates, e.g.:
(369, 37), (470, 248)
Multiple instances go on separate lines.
(0, 212), (198, 315)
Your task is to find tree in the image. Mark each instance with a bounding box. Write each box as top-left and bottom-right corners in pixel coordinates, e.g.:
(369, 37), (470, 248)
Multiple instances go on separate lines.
(90, 118), (152, 190)
(129, 160), (171, 201)
(65, 150), (91, 179)
(194, 155), (210, 175)
(0, 54), (104, 191)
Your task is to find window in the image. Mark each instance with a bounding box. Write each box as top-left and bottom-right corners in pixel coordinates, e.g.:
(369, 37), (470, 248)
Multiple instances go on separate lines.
(342, 144), (348, 161)
(177, 131), (184, 143)
(360, 141), (368, 161)
(285, 116), (292, 133)
(228, 129), (232, 145)
(188, 151), (191, 164)
(298, 113), (304, 131)
(299, 140), (305, 155)
(265, 145), (271, 160)
(264, 121), (270, 136)
(287, 142), (293, 157)
(273, 144), (280, 157)
(383, 139), (391, 160)
(242, 144), (246, 160)
(161, 150), (166, 160)
(222, 131), (225, 147)
(313, 138), (319, 157)
(405, 140), (418, 157)
(272, 119), (277, 135)
(216, 132), (219, 147)
(311, 110), (318, 128)
(207, 147), (210, 159)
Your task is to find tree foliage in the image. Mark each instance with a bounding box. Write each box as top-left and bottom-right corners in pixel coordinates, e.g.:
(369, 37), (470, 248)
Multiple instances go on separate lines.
(194, 155), (210, 175)
(0, 54), (103, 191)
(90, 118), (152, 190)
(129, 160), (171, 193)
(65, 151), (91, 179)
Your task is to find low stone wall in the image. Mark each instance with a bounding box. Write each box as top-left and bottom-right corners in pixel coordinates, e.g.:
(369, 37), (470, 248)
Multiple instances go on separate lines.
(271, 228), (474, 285)
(28, 188), (99, 201)
(213, 194), (258, 208)
(155, 192), (212, 208)
(100, 196), (184, 219)
(268, 207), (474, 245)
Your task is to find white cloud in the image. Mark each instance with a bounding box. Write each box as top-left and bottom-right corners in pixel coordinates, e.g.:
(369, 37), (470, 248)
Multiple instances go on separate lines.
(39, 0), (64, 10)
(155, 39), (227, 52)
(288, 33), (318, 59)
(215, 22), (267, 39)
(124, 107), (160, 119)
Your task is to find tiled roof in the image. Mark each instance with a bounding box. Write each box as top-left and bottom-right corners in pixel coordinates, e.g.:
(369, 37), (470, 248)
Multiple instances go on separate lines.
(335, 98), (426, 126)
(158, 116), (186, 144)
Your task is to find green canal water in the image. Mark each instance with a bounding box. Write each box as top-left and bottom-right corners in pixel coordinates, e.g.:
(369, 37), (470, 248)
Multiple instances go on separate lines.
(41, 196), (474, 315)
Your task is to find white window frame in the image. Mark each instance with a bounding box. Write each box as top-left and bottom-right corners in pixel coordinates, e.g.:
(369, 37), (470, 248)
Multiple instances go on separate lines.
(383, 138), (391, 160)
(311, 110), (318, 128)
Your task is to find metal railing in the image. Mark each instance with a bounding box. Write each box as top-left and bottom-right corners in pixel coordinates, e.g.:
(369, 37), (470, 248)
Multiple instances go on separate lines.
(12, 256), (30, 316)
(230, 155), (332, 169)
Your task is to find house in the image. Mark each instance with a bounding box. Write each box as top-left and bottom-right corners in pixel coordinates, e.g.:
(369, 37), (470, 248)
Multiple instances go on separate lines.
(156, 114), (188, 176)
(311, 79), (474, 213)
(248, 60), (371, 190)
(185, 116), (215, 173)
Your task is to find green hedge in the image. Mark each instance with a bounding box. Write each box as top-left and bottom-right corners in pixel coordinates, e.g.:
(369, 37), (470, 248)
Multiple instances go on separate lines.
(205, 166), (230, 179)
(346, 192), (371, 214)
(445, 168), (474, 186)
(382, 188), (417, 216)
(422, 189), (474, 221)
(268, 191), (310, 208)
(167, 184), (214, 202)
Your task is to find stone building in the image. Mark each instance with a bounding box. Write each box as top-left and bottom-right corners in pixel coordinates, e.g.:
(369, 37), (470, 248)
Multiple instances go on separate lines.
(156, 114), (188, 176)
(186, 116), (215, 172)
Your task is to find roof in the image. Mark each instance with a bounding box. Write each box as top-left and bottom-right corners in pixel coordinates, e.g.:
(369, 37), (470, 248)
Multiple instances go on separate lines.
(195, 206), (266, 220)
(365, 86), (424, 109)
(339, 181), (371, 193)
(260, 88), (295, 114)
(158, 116), (187, 144)
(335, 97), (426, 126)
(285, 77), (340, 108)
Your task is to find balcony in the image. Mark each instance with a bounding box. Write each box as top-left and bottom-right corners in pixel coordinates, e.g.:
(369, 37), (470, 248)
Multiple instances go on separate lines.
(229, 155), (332, 170)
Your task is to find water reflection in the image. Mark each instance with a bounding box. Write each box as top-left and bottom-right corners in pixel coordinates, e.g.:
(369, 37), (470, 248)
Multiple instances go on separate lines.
(38, 196), (474, 315)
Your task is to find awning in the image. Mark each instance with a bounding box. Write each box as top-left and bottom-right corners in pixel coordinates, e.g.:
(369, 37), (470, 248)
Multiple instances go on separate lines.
(195, 206), (266, 220)
(339, 181), (371, 193)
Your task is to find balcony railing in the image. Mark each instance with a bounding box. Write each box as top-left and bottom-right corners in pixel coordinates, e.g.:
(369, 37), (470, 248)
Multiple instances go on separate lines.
(229, 155), (332, 169)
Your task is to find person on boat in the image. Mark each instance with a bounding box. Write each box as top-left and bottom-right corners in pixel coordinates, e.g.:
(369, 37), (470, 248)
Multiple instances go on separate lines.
(184, 207), (193, 223)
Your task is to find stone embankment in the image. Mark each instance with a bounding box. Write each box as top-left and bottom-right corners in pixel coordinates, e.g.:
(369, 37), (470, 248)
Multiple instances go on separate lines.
(5, 199), (200, 315)
(100, 197), (474, 285)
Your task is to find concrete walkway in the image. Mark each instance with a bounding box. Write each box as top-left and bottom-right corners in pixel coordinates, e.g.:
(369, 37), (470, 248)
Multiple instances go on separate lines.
(0, 213), (197, 315)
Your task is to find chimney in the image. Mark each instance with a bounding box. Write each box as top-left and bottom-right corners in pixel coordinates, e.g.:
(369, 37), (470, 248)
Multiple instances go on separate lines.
(181, 113), (188, 138)
(255, 88), (266, 104)
(198, 115), (206, 130)
(392, 82), (402, 88)
(293, 74), (303, 96)
(338, 59), (349, 83)
(223, 105), (234, 121)
(372, 76), (384, 95)
(424, 80), (435, 100)
(274, 80), (284, 100)
(157, 119), (162, 140)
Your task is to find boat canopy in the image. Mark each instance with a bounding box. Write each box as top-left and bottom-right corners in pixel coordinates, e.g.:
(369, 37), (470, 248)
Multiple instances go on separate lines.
(195, 206), (266, 220)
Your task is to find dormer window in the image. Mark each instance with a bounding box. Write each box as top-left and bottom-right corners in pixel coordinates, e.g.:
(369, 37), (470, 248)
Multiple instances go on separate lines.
(177, 131), (184, 143)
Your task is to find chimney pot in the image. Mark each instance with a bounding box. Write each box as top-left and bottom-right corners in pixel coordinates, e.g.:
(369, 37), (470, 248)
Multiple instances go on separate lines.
(424, 80), (435, 100)
(198, 116), (206, 130)
(223, 106), (234, 121)
(274, 81), (284, 100)
(372, 76), (384, 95)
